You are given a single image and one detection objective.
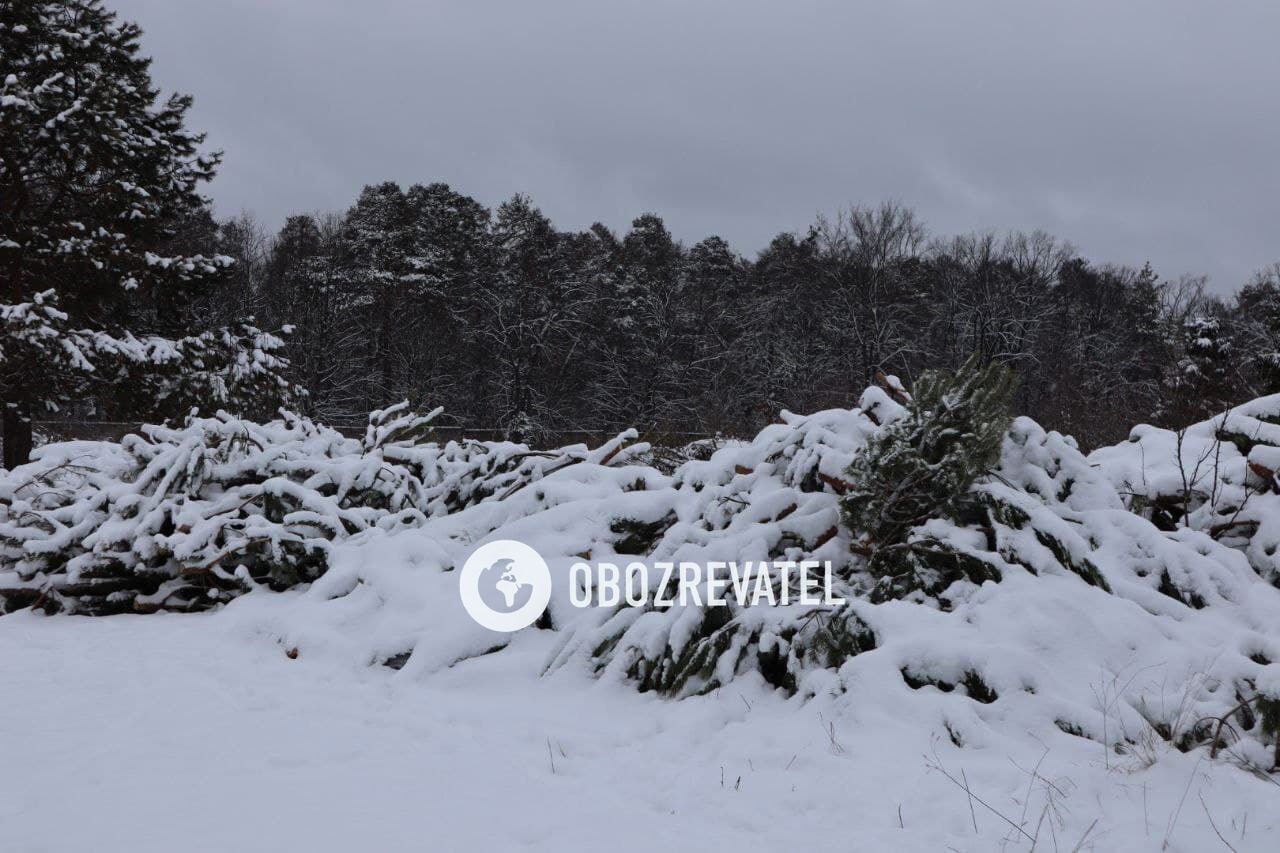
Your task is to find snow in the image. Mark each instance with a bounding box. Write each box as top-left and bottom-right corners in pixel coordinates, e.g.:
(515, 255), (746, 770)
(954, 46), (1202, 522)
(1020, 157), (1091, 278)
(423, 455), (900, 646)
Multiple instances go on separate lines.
(1, 601), (1275, 853)
(1249, 444), (1280, 473)
(1258, 665), (1280, 699)
(5, 390), (1280, 850)
(1090, 393), (1280, 582)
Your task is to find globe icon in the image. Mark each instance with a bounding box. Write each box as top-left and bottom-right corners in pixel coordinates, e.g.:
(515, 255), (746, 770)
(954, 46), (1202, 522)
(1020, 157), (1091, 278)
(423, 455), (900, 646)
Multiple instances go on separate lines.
(477, 558), (534, 614)
(459, 540), (552, 632)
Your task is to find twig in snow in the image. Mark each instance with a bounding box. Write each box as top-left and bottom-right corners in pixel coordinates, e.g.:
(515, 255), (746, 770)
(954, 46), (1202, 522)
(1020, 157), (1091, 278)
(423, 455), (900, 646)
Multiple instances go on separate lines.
(1069, 819), (1098, 853)
(819, 716), (845, 755)
(1198, 793), (1238, 852)
(1162, 756), (1203, 849)
(1014, 746), (1052, 831)
(924, 749), (1034, 842)
(1030, 802), (1050, 852)
(961, 768), (979, 833)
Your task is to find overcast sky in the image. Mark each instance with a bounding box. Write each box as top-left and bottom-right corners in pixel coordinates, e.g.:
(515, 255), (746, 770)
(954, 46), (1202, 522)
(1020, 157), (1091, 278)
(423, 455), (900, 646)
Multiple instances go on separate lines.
(114, 0), (1279, 292)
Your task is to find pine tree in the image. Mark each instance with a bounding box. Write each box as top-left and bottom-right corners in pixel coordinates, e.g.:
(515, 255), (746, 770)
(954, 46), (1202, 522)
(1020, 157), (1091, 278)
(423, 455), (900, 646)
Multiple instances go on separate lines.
(748, 230), (826, 421)
(840, 356), (1017, 597)
(337, 182), (414, 412)
(254, 214), (368, 421)
(607, 214), (683, 426)
(1164, 314), (1236, 424)
(1235, 270), (1280, 394)
(0, 0), (293, 466)
(678, 236), (749, 430)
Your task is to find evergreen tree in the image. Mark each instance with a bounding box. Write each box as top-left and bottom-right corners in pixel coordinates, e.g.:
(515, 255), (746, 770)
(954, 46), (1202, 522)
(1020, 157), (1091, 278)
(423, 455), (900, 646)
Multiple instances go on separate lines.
(0, 0), (292, 466)
(841, 356), (1017, 597)
(748, 230), (827, 419)
(480, 194), (602, 439)
(271, 220), (364, 421)
(338, 182), (414, 411)
(399, 183), (493, 417)
(566, 223), (625, 430)
(1033, 259), (1168, 447)
(607, 214), (683, 427)
(678, 235), (749, 430)
(1235, 269), (1280, 394)
(1164, 313), (1236, 424)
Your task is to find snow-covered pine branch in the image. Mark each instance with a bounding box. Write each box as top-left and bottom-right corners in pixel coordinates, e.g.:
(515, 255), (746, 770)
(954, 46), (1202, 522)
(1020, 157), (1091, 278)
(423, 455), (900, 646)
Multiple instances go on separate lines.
(4, 375), (1280, 767)
(0, 404), (643, 614)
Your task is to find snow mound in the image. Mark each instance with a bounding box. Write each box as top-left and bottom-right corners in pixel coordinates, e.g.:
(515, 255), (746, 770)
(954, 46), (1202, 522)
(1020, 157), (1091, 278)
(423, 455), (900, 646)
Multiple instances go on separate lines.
(0, 402), (644, 614)
(5, 385), (1280, 773)
(1090, 393), (1280, 586)
(233, 390), (1280, 774)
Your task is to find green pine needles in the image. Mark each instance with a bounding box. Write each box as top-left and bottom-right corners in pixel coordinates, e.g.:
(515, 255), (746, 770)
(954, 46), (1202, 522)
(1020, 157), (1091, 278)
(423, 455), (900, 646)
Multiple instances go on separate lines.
(841, 356), (1018, 597)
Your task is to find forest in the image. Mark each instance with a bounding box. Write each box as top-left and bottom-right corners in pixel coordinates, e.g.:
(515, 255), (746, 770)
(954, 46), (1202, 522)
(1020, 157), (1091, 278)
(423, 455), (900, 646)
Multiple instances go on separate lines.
(178, 188), (1280, 449)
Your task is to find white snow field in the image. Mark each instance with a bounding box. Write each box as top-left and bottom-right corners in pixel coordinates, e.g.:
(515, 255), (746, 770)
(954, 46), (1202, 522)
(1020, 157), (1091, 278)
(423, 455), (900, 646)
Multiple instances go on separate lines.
(0, 599), (1276, 853)
(4, 388), (1280, 851)
(5, 502), (1280, 853)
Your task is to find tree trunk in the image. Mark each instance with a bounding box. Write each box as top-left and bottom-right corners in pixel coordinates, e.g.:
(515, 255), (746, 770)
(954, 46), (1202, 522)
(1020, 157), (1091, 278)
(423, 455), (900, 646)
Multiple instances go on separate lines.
(3, 405), (33, 469)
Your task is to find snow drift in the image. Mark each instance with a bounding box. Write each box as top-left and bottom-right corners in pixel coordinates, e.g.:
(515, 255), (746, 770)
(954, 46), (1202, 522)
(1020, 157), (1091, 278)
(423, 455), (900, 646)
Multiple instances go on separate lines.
(3, 384), (1280, 775)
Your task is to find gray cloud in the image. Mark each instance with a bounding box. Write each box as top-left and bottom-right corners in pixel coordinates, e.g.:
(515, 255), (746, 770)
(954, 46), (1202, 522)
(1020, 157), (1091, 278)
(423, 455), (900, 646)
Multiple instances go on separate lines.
(115, 0), (1280, 291)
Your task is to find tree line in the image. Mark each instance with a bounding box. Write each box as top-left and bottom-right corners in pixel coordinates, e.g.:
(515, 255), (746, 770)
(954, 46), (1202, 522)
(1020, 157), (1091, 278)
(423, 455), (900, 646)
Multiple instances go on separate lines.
(185, 185), (1280, 449)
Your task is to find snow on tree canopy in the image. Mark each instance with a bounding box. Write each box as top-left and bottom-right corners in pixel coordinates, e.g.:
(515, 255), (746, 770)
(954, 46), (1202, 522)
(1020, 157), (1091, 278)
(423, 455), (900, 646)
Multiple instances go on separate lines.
(0, 0), (295, 466)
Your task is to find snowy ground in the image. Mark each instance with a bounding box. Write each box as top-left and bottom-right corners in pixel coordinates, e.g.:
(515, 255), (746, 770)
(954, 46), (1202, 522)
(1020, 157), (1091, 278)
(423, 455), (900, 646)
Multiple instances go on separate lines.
(5, 393), (1280, 851)
(3, 603), (1276, 853)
